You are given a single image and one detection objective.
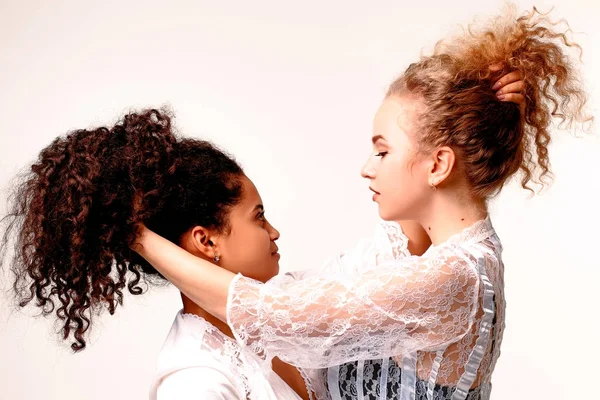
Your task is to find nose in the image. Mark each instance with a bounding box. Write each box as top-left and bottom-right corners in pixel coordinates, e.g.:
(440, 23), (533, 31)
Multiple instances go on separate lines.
(267, 220), (280, 241)
(361, 156), (375, 179)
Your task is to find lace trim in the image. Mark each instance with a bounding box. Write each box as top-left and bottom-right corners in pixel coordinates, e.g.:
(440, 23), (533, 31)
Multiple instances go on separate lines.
(379, 221), (411, 259)
(297, 367), (316, 400)
(400, 353), (417, 400)
(380, 357), (390, 399)
(328, 365), (342, 400)
(356, 360), (365, 398)
(427, 349), (446, 399)
(452, 250), (495, 400)
(181, 312), (251, 396)
(437, 216), (494, 249)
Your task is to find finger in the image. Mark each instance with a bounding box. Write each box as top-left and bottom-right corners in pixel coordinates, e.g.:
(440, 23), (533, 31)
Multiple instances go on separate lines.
(492, 71), (523, 90)
(497, 93), (526, 111)
(496, 81), (525, 96)
(489, 62), (504, 72)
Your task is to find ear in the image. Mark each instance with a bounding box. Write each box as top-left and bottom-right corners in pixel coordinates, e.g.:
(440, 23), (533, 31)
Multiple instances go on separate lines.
(183, 225), (220, 260)
(428, 146), (455, 188)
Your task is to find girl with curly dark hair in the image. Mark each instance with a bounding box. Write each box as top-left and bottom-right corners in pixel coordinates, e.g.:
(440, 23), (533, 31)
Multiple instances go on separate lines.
(0, 108), (312, 399)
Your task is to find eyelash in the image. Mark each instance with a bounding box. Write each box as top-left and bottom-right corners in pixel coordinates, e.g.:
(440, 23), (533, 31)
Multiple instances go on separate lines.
(376, 151), (388, 158)
(257, 212), (266, 222)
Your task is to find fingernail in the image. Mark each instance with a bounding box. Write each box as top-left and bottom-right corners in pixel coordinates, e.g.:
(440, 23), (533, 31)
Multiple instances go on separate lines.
(495, 90), (502, 96)
(497, 94), (505, 100)
(492, 81), (501, 90)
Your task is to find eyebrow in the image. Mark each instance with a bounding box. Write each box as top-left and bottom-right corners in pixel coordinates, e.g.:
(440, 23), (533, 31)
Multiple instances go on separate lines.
(372, 135), (385, 144)
(252, 204), (264, 213)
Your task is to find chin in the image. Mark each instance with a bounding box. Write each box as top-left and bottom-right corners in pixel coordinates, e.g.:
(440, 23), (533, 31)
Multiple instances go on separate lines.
(377, 206), (397, 221)
(260, 266), (279, 283)
(378, 204), (408, 222)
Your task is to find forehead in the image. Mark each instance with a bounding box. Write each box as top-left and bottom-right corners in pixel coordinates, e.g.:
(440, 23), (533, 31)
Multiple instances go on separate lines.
(239, 175), (262, 205)
(373, 95), (421, 140)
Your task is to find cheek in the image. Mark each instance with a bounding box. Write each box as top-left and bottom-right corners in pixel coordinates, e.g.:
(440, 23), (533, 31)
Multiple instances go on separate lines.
(377, 157), (427, 219)
(223, 227), (278, 281)
(380, 155), (412, 193)
(251, 228), (280, 278)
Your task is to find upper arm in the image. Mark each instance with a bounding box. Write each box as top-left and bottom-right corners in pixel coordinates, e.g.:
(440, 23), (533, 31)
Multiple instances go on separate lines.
(156, 367), (241, 400)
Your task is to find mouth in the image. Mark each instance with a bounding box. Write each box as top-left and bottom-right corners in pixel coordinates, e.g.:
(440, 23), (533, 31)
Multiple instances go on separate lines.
(271, 247), (279, 256)
(369, 187), (380, 201)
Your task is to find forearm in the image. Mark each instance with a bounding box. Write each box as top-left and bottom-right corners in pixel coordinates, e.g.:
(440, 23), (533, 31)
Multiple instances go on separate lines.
(134, 226), (234, 321)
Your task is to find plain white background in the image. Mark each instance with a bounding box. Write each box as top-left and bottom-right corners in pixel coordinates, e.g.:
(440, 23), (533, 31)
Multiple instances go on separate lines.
(0, 1), (598, 399)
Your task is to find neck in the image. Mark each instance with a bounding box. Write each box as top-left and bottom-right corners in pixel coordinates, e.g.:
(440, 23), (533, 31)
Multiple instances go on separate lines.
(181, 292), (234, 339)
(417, 190), (487, 246)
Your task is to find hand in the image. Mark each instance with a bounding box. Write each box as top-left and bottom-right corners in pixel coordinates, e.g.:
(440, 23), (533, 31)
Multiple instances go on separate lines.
(130, 222), (150, 254)
(490, 63), (526, 113)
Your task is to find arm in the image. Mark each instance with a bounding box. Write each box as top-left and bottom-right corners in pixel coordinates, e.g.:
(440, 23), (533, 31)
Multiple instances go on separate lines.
(134, 227), (479, 368)
(227, 251), (479, 368)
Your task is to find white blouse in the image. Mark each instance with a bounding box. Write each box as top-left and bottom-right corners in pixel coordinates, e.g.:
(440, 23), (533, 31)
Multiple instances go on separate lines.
(150, 311), (303, 400)
(226, 217), (505, 400)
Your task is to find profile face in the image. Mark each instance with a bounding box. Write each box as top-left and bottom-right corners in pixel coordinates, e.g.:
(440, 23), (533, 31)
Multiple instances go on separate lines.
(215, 175), (281, 283)
(362, 95), (431, 221)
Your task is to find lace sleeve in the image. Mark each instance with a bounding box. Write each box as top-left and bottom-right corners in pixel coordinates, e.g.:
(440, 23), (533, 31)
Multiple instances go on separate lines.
(227, 247), (480, 369)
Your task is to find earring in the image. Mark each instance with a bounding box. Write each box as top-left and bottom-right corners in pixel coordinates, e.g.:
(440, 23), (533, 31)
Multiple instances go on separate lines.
(430, 182), (437, 191)
(214, 253), (220, 263)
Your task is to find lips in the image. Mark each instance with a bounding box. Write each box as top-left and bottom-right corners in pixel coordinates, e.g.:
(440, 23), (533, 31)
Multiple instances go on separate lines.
(370, 187), (380, 201)
(271, 247), (279, 256)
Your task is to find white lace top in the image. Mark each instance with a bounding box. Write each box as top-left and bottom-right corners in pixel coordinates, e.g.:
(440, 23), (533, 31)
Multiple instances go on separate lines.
(226, 217), (505, 400)
(149, 311), (302, 400)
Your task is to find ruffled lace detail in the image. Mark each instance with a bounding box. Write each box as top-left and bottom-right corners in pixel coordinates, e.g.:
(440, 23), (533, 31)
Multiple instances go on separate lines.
(181, 313), (252, 395)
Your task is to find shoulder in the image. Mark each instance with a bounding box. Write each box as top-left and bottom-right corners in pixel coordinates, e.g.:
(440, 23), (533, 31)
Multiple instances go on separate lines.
(156, 366), (243, 400)
(382, 245), (481, 290)
(153, 313), (247, 399)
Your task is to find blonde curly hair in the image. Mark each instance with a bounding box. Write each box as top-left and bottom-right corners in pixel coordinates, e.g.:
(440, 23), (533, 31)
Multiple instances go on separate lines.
(388, 6), (592, 198)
